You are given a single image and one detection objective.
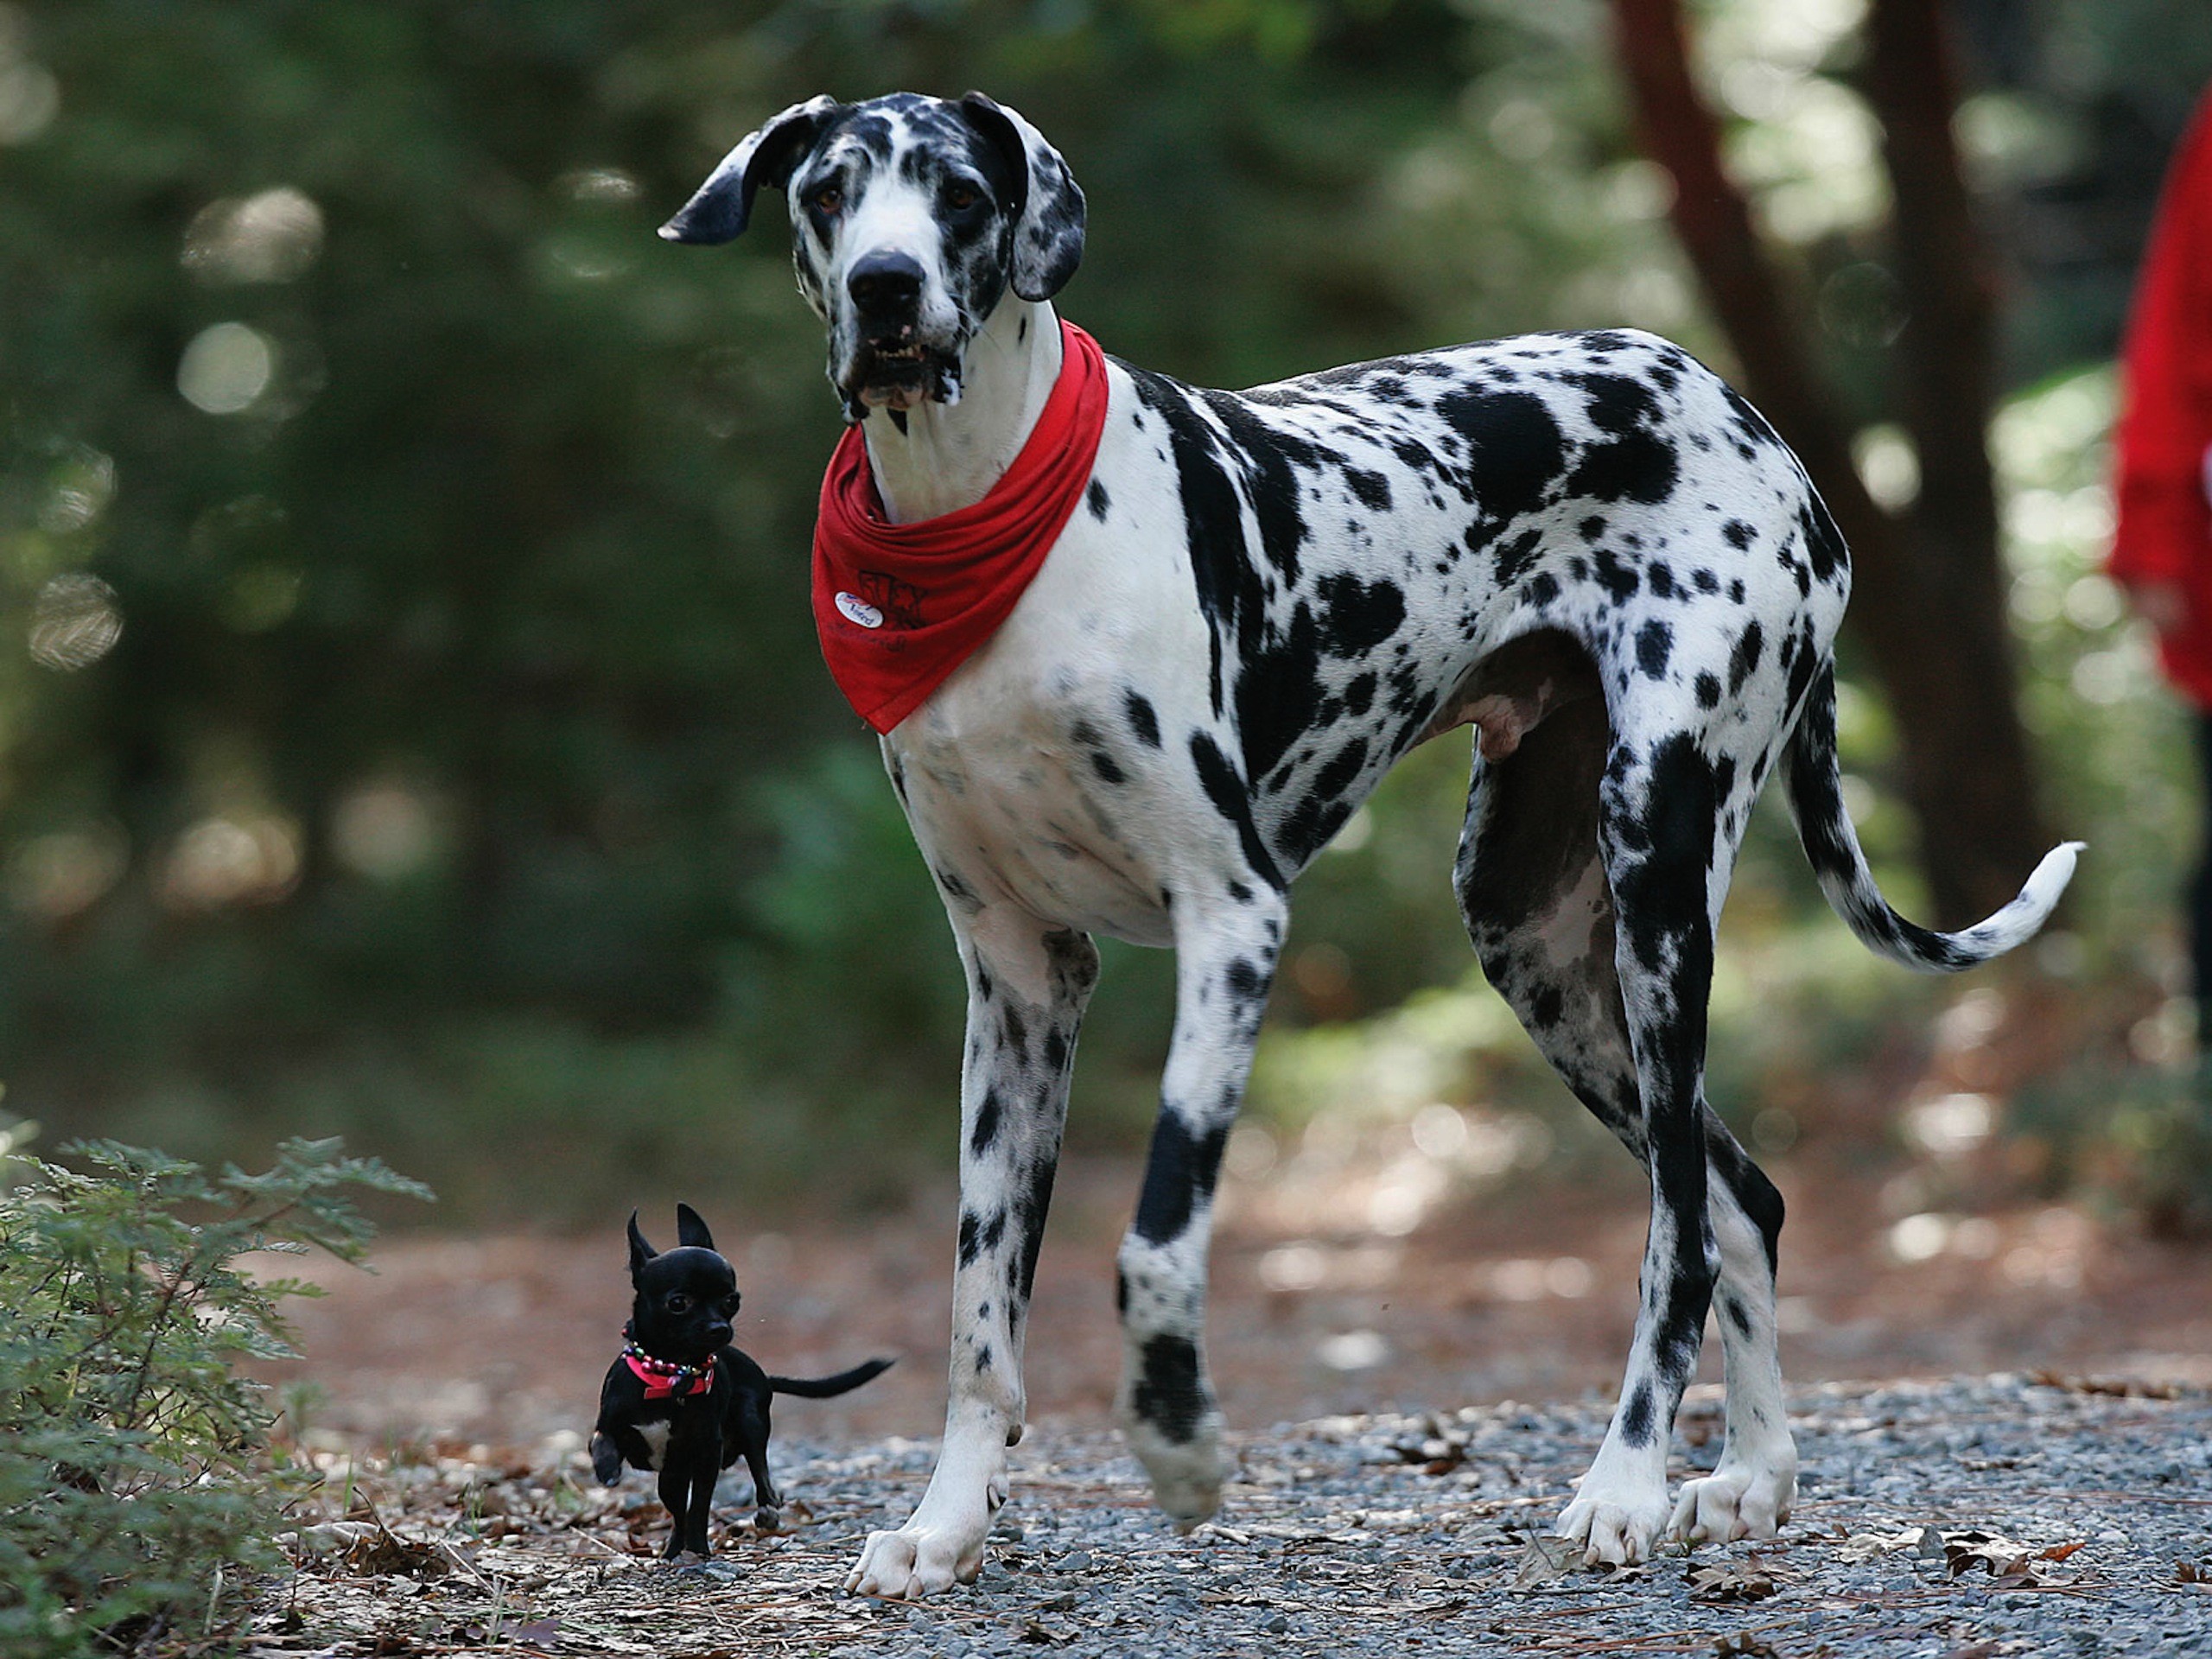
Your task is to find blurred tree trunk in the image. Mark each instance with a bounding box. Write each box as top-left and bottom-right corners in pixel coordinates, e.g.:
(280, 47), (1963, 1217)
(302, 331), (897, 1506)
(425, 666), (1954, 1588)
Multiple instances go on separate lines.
(1611, 0), (2051, 926)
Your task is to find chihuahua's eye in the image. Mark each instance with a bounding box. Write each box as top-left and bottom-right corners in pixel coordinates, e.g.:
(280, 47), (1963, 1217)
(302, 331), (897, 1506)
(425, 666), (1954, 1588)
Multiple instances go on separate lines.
(812, 184), (843, 215)
(946, 183), (980, 212)
(666, 1294), (690, 1313)
(721, 1295), (740, 1314)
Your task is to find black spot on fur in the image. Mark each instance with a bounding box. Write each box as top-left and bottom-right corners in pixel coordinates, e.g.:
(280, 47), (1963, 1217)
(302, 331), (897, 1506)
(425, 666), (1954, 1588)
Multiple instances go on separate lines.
(1493, 527), (1545, 584)
(1086, 478), (1110, 521)
(1722, 518), (1755, 550)
(1438, 388), (1567, 543)
(1620, 1381), (1655, 1446)
(957, 1207), (1007, 1268)
(1124, 690), (1161, 747)
(1316, 575), (1406, 657)
(1190, 733), (1286, 889)
(1727, 621), (1764, 696)
(1637, 620), (1673, 678)
(1695, 671), (1721, 709)
(1592, 547), (1639, 603)
(1344, 467), (1392, 512)
(1012, 1155), (1055, 1300)
(1133, 1113), (1230, 1245)
(1314, 739), (1369, 799)
(1131, 1334), (1206, 1443)
(970, 1087), (1003, 1154)
(1799, 499), (1847, 584)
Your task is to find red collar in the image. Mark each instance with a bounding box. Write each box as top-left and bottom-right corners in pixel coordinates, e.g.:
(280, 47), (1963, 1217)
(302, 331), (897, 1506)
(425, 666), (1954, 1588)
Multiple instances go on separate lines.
(621, 1340), (715, 1400)
(810, 321), (1111, 734)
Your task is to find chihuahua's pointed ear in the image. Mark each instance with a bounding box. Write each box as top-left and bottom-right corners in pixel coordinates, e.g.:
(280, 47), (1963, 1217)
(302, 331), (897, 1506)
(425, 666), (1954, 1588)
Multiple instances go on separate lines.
(675, 1203), (715, 1251)
(626, 1211), (656, 1276)
(958, 92), (1085, 302)
(659, 94), (842, 245)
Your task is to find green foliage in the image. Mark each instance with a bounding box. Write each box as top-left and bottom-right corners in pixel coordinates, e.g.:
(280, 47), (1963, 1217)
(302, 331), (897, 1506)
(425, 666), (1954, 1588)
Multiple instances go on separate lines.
(0, 1137), (428, 1656)
(0, 0), (2201, 1213)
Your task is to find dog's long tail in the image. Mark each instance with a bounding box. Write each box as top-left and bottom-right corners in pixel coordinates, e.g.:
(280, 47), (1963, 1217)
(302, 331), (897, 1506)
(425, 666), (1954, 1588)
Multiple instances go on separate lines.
(1785, 660), (2082, 972)
(769, 1357), (895, 1399)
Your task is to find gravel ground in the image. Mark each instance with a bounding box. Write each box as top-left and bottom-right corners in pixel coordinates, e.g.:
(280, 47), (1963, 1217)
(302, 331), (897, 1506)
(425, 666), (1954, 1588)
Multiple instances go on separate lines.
(258, 1371), (2212, 1657)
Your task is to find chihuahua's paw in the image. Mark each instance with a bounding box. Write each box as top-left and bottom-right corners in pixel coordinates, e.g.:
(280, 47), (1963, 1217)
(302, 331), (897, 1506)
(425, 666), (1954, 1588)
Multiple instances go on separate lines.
(843, 1522), (986, 1600)
(753, 1504), (782, 1534)
(588, 1432), (623, 1487)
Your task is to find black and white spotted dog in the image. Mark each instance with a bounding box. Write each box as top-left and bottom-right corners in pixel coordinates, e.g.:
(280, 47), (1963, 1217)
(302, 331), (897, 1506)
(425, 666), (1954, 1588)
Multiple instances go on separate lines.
(661, 92), (2079, 1598)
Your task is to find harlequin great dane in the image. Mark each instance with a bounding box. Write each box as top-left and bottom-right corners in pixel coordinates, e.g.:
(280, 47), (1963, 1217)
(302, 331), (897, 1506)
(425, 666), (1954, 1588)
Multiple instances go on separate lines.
(661, 91), (2080, 1598)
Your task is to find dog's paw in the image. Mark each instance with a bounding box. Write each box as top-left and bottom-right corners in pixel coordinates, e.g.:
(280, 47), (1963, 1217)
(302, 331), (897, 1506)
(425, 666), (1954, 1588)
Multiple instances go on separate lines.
(1666, 1461), (1795, 1546)
(588, 1432), (623, 1487)
(1121, 1413), (1225, 1532)
(753, 1504), (782, 1534)
(1555, 1485), (1670, 1567)
(843, 1523), (986, 1600)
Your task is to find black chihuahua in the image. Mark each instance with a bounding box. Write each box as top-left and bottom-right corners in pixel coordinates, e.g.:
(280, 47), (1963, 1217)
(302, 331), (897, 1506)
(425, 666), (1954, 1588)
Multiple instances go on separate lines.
(589, 1205), (893, 1557)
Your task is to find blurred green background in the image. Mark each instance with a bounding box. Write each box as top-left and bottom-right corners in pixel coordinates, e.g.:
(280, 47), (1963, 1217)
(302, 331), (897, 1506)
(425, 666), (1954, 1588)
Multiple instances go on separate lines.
(3, 0), (2209, 1226)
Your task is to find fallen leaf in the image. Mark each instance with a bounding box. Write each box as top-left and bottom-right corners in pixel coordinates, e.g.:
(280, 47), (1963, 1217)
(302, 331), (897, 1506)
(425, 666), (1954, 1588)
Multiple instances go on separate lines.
(1943, 1529), (2037, 1579)
(1838, 1525), (1926, 1563)
(1687, 1560), (1779, 1603)
(1512, 1535), (1580, 1587)
(2038, 1540), (2088, 1562)
(1713, 1635), (1777, 1658)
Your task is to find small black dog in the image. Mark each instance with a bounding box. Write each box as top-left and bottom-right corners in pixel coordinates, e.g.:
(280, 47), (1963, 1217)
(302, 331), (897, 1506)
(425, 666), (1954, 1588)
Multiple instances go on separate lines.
(589, 1205), (893, 1558)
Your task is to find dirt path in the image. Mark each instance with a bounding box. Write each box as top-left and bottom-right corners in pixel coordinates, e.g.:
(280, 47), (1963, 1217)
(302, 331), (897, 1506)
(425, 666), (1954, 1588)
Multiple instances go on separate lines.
(269, 1150), (2212, 1461)
(251, 1375), (2212, 1658)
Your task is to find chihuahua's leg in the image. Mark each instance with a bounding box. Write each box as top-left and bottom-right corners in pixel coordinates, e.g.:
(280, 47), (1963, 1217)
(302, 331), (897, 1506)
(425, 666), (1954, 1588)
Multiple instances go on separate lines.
(847, 913), (1098, 1600)
(689, 1459), (718, 1557)
(1115, 887), (1285, 1529)
(735, 1399), (781, 1529)
(657, 1464), (695, 1560)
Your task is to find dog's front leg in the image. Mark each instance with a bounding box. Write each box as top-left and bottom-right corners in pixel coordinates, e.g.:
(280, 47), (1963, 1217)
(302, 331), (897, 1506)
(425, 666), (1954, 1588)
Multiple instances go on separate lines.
(845, 917), (1098, 1600)
(1115, 891), (1286, 1530)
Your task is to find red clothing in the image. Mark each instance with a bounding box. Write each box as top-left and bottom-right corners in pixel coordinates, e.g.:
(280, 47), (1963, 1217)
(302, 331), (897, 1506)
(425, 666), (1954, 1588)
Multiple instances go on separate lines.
(810, 322), (1110, 734)
(2112, 92), (2212, 705)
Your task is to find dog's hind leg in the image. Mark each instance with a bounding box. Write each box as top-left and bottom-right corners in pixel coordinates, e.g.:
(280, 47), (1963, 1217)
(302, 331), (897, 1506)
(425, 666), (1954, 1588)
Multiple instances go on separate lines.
(1456, 673), (1793, 1564)
(1670, 1117), (1795, 1544)
(845, 914), (1098, 1599)
(1114, 887), (1287, 1529)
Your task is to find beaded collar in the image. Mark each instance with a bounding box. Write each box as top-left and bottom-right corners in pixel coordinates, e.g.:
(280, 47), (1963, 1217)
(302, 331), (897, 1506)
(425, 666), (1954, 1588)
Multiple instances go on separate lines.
(620, 1336), (715, 1401)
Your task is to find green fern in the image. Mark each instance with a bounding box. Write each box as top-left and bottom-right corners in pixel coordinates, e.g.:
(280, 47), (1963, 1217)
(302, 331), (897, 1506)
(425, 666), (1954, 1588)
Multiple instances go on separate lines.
(0, 1135), (429, 1656)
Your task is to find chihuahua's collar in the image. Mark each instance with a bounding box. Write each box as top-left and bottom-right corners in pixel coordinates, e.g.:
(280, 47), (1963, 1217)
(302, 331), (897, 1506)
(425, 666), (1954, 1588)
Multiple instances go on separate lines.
(620, 1336), (715, 1401)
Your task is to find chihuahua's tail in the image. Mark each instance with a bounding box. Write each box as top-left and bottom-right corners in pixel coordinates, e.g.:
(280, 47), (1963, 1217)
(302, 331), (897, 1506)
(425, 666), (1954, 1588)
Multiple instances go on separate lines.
(769, 1357), (895, 1399)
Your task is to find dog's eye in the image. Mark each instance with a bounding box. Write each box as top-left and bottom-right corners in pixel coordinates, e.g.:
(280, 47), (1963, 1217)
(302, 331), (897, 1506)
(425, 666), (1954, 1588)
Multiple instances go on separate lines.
(946, 183), (980, 212)
(666, 1294), (690, 1313)
(812, 184), (843, 215)
(721, 1295), (740, 1314)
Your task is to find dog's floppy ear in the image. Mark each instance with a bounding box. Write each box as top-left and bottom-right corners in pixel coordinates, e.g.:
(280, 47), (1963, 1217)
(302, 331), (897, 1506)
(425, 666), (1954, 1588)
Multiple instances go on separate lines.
(958, 92), (1085, 302)
(626, 1211), (657, 1276)
(674, 1203), (715, 1251)
(659, 94), (842, 246)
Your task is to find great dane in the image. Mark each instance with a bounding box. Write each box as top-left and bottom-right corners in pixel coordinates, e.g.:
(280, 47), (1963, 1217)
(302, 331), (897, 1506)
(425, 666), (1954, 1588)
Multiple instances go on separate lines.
(660, 90), (2080, 1598)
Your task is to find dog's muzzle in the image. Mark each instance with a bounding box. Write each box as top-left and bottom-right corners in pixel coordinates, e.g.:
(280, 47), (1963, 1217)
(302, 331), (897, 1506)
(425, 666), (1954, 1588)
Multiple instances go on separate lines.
(840, 252), (963, 413)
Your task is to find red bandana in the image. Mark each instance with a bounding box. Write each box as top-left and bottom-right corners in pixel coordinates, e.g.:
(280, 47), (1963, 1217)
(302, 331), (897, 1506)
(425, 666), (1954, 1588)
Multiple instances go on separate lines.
(810, 321), (1111, 734)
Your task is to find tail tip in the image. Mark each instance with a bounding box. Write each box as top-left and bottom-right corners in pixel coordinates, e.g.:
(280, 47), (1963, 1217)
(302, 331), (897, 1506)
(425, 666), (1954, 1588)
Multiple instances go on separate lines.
(2029, 839), (2085, 899)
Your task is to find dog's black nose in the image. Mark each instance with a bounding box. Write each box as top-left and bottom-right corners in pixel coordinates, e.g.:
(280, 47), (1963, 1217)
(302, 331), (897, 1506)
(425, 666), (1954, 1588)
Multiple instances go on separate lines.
(847, 252), (925, 317)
